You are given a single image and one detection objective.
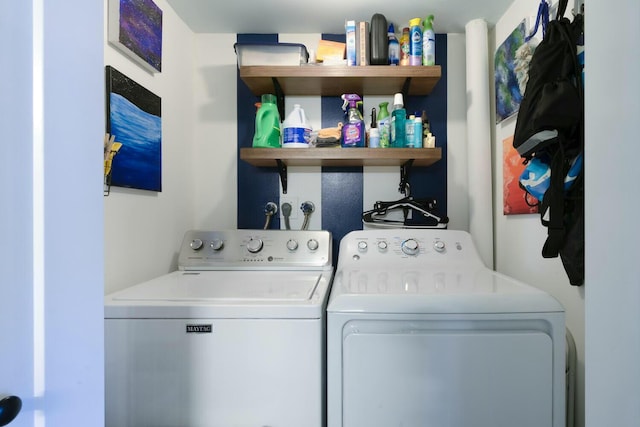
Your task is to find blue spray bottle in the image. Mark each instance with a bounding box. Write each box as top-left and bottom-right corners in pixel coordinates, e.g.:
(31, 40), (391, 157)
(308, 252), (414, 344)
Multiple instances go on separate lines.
(341, 94), (365, 147)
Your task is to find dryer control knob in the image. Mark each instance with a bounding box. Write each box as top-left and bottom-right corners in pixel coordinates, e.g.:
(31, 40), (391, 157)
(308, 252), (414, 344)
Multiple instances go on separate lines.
(246, 238), (263, 253)
(434, 240), (446, 252)
(190, 239), (204, 251)
(307, 239), (319, 251)
(401, 238), (419, 255)
(357, 241), (368, 252)
(377, 240), (388, 251)
(210, 239), (224, 251)
(286, 239), (299, 251)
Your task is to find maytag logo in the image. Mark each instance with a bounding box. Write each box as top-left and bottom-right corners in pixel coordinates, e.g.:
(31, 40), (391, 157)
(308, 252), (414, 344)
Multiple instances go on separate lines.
(186, 324), (212, 333)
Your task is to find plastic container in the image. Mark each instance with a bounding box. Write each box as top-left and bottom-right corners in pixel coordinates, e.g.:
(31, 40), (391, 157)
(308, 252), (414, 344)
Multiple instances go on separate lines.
(369, 127), (380, 148)
(405, 114), (417, 147)
(390, 93), (406, 148)
(252, 94), (281, 148)
(413, 115), (423, 148)
(370, 13), (388, 65)
(377, 101), (390, 148)
(399, 27), (410, 66)
(387, 23), (400, 65)
(422, 15), (436, 66)
(409, 18), (423, 66)
(282, 104), (312, 148)
(234, 43), (309, 66)
(341, 94), (365, 147)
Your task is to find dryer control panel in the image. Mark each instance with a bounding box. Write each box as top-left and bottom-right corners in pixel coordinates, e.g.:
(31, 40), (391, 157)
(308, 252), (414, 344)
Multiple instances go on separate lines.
(178, 229), (332, 270)
(338, 229), (486, 269)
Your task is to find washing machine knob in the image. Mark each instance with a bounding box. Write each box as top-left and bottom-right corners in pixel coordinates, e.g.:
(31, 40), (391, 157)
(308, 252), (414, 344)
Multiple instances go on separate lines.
(286, 239), (299, 251)
(434, 240), (446, 252)
(401, 238), (420, 255)
(190, 239), (204, 251)
(210, 239), (224, 251)
(246, 238), (263, 253)
(307, 239), (319, 251)
(377, 240), (388, 251)
(357, 241), (368, 252)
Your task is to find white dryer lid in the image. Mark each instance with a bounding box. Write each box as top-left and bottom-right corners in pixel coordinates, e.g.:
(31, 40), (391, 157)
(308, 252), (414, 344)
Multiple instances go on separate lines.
(327, 266), (564, 314)
(105, 270), (332, 319)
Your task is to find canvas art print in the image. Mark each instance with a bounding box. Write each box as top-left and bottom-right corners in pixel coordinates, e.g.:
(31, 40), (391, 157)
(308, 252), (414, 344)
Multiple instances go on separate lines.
(108, 0), (162, 73)
(503, 136), (538, 215)
(106, 66), (162, 192)
(495, 20), (527, 124)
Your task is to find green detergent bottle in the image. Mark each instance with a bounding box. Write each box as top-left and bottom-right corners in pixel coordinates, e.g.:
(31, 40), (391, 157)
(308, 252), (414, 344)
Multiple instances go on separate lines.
(252, 94), (281, 148)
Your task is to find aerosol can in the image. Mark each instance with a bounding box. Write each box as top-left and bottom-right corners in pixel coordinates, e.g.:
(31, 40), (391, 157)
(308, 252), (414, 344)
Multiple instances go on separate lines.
(341, 94), (365, 147)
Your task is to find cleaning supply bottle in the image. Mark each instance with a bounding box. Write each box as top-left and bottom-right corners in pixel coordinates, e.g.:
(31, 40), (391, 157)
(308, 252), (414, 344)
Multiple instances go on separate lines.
(341, 94), (365, 147)
(377, 101), (390, 148)
(387, 23), (400, 65)
(422, 15), (436, 66)
(252, 94), (281, 148)
(399, 27), (410, 66)
(413, 114), (423, 148)
(282, 104), (312, 148)
(409, 18), (423, 66)
(390, 93), (406, 148)
(406, 114), (416, 147)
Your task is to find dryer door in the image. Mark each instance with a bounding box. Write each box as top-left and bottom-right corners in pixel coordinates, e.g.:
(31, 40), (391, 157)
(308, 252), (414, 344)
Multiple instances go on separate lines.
(342, 320), (554, 427)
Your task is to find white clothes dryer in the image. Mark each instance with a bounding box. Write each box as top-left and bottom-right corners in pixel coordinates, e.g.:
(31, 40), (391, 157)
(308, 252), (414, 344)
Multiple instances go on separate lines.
(105, 229), (333, 427)
(327, 229), (565, 427)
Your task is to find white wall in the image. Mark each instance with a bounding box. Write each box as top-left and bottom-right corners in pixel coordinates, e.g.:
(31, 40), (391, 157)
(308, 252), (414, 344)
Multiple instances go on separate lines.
(492, 1), (585, 426)
(192, 33), (239, 230)
(103, 0), (197, 294)
(585, 1), (640, 426)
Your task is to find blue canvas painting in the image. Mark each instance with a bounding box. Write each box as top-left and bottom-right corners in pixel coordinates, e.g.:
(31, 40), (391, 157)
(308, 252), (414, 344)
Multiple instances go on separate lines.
(495, 21), (526, 124)
(106, 66), (162, 192)
(109, 0), (162, 73)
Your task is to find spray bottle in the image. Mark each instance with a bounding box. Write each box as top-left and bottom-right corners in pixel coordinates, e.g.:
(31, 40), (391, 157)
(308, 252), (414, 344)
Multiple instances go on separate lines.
(422, 15), (436, 66)
(341, 94), (365, 147)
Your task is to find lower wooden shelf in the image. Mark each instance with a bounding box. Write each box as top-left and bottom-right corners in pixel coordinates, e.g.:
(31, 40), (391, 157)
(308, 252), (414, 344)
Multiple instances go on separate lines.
(240, 146), (442, 194)
(240, 147), (442, 167)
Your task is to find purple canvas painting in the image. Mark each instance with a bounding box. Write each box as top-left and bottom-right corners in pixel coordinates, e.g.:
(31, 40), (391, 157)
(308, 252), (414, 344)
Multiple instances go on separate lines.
(118, 0), (162, 72)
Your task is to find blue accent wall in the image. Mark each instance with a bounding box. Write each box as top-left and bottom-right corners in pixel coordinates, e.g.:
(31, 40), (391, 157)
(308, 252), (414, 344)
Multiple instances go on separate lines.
(236, 33), (448, 261)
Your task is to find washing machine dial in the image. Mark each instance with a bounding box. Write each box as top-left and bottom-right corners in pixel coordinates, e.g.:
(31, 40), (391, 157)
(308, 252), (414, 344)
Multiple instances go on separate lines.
(286, 239), (299, 251)
(190, 239), (204, 251)
(357, 241), (368, 252)
(307, 239), (319, 251)
(210, 239), (224, 251)
(246, 238), (264, 253)
(434, 240), (446, 252)
(377, 240), (388, 251)
(401, 238), (420, 256)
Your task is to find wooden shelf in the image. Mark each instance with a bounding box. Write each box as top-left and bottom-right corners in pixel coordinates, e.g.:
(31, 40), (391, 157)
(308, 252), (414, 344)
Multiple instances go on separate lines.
(240, 147), (442, 167)
(239, 65), (442, 97)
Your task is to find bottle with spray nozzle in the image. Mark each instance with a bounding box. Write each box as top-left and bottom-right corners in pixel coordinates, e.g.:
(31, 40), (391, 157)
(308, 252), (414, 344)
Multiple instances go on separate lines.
(341, 94), (365, 147)
(422, 15), (436, 66)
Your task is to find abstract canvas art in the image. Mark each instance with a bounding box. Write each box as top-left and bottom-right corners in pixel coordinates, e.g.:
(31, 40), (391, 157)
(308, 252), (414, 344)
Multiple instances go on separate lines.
(106, 66), (162, 192)
(495, 20), (527, 124)
(502, 136), (538, 215)
(108, 0), (162, 73)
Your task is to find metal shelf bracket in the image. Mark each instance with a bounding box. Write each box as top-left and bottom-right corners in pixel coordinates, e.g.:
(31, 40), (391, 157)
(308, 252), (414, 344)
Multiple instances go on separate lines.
(399, 159), (414, 196)
(276, 159), (288, 194)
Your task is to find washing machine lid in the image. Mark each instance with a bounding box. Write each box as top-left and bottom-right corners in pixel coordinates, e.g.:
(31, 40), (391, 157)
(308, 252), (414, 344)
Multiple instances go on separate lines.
(105, 269), (333, 319)
(327, 266), (564, 314)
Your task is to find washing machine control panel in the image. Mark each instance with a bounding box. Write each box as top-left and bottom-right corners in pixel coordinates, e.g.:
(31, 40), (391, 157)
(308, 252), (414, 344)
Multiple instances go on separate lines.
(339, 229), (484, 268)
(178, 229), (332, 270)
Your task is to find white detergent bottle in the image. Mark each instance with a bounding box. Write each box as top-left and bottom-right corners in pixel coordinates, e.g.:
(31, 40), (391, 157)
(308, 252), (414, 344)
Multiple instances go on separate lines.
(283, 104), (312, 148)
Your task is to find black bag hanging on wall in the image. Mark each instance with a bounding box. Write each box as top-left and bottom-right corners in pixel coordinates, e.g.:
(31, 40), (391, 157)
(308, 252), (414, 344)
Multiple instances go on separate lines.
(513, 0), (585, 286)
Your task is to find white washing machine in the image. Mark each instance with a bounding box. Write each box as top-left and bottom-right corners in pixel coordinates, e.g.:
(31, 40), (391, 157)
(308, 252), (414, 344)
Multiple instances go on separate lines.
(105, 229), (333, 427)
(327, 229), (565, 427)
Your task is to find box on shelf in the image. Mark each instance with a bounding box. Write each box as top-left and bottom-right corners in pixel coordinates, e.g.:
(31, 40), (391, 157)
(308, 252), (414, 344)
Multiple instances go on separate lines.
(234, 42), (309, 66)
